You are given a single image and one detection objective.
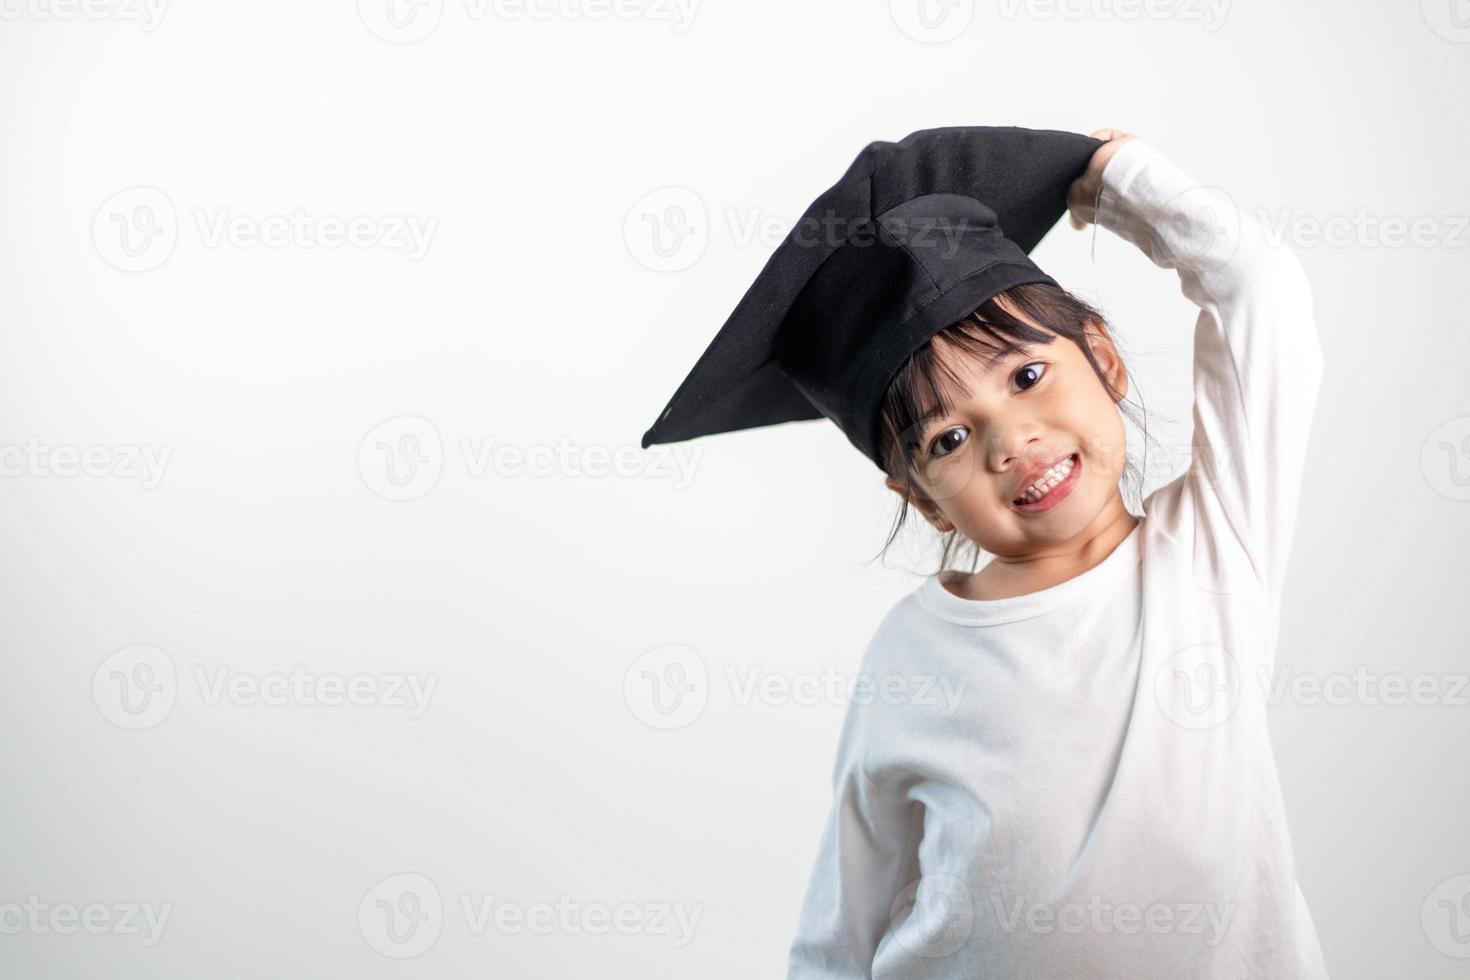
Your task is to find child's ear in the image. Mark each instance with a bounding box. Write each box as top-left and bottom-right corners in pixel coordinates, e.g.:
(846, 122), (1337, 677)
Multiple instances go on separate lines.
(884, 474), (955, 533)
(1083, 318), (1130, 401)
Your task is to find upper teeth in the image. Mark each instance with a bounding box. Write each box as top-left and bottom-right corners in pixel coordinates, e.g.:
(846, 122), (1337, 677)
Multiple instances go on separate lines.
(1017, 455), (1075, 503)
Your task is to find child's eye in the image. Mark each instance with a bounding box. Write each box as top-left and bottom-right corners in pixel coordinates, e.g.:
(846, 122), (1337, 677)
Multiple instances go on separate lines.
(1014, 362), (1047, 391)
(929, 426), (968, 459)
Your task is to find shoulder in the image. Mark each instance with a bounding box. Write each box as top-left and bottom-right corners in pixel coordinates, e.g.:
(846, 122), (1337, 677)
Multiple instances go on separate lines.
(856, 585), (947, 671)
(846, 586), (971, 719)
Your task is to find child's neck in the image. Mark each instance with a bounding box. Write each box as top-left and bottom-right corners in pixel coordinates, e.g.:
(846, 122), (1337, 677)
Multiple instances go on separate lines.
(947, 507), (1141, 602)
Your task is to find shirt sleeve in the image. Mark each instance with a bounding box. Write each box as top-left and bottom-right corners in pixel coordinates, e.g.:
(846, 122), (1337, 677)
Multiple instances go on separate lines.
(1095, 137), (1326, 605)
(786, 685), (922, 979)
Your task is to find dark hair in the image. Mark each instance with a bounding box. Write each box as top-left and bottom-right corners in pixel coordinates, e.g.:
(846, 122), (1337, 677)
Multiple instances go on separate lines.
(871, 280), (1160, 572)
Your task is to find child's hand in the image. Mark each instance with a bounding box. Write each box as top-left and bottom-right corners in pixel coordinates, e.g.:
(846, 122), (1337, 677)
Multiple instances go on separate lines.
(1067, 129), (1136, 229)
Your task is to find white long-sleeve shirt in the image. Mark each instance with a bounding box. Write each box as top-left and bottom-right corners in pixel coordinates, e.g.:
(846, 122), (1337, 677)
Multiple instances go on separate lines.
(785, 137), (1329, 978)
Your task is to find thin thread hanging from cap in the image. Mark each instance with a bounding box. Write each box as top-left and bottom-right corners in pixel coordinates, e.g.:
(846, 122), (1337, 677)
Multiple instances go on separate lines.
(1090, 179), (1104, 262)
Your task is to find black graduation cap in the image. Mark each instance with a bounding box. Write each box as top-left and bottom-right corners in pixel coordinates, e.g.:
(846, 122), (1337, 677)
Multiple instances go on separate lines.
(639, 125), (1104, 471)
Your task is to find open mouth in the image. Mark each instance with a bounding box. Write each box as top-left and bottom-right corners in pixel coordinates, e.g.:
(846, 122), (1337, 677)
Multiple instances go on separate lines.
(1012, 453), (1081, 513)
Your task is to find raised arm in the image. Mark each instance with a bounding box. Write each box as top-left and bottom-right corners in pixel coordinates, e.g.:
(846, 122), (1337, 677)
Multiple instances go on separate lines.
(1094, 137), (1325, 605)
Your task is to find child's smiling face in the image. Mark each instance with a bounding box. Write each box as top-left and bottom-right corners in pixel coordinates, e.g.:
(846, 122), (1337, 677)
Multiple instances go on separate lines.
(885, 302), (1134, 561)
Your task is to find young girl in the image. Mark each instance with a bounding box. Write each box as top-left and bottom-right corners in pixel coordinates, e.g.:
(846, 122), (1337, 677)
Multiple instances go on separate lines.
(782, 131), (1330, 976)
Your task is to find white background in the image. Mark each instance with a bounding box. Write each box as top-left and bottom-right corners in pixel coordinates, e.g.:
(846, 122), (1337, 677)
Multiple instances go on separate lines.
(1, 1), (1467, 976)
